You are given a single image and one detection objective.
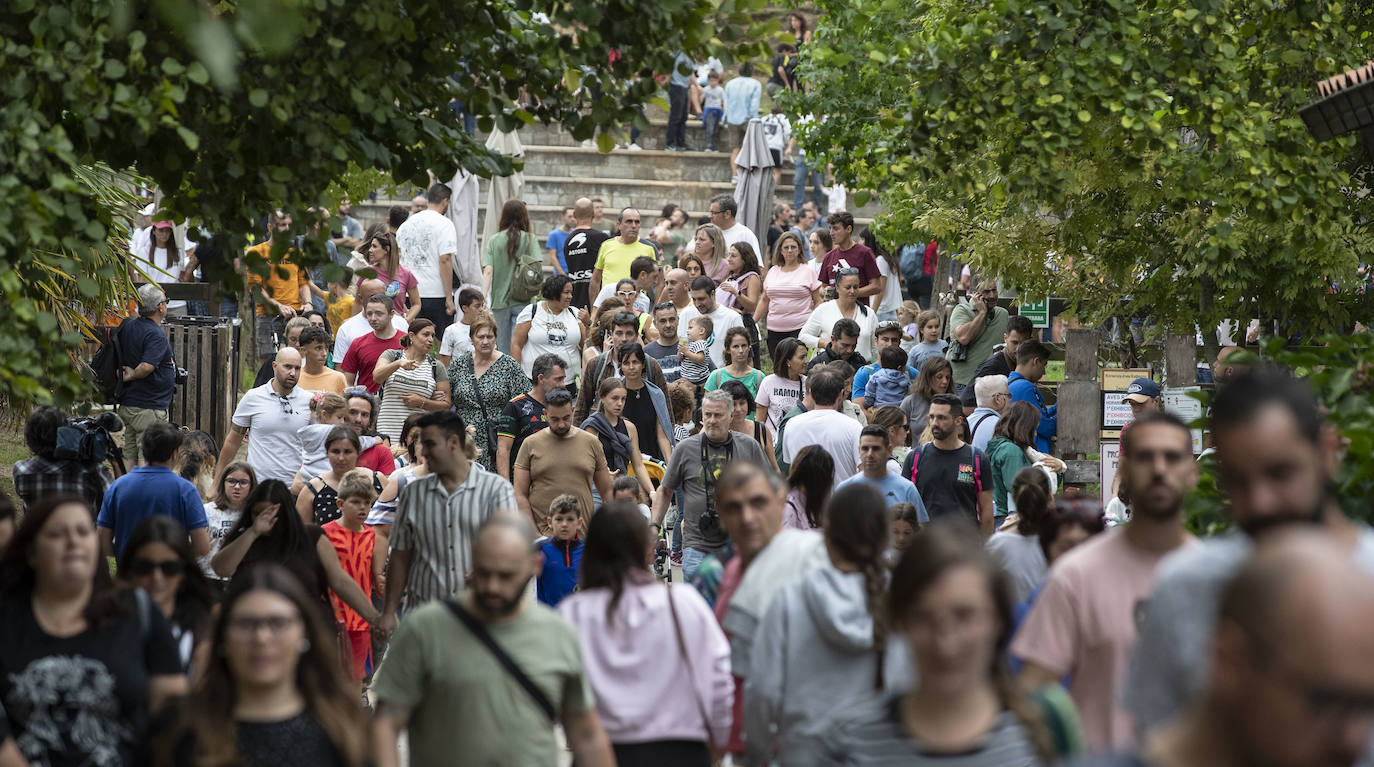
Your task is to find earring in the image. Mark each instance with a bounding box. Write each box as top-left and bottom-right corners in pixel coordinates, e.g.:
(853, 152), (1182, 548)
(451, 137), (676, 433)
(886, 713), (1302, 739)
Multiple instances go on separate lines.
(299, 638), (311, 654)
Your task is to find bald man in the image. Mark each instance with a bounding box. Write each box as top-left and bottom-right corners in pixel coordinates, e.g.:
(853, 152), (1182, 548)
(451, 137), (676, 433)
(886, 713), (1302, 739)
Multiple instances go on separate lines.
(1082, 532), (1374, 767)
(1212, 345), (1248, 386)
(664, 267), (693, 314)
(564, 198), (611, 310)
(216, 346), (315, 483)
(333, 277), (410, 368)
(372, 513), (616, 767)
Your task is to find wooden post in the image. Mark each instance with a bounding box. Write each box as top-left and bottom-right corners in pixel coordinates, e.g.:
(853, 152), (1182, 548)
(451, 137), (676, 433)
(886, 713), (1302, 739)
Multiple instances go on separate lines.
(1164, 333), (1197, 388)
(1058, 328), (1100, 485)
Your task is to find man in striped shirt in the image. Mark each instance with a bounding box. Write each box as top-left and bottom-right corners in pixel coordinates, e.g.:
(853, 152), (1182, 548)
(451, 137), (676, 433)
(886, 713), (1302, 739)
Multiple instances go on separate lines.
(377, 410), (518, 638)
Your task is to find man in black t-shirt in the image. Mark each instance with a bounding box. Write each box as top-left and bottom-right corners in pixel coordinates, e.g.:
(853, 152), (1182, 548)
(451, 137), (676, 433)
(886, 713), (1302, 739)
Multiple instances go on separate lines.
(495, 354), (566, 481)
(562, 199), (610, 311)
(902, 393), (994, 537)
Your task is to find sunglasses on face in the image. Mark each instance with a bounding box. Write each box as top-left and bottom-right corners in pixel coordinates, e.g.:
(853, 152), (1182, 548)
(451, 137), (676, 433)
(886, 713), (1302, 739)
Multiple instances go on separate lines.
(128, 558), (185, 577)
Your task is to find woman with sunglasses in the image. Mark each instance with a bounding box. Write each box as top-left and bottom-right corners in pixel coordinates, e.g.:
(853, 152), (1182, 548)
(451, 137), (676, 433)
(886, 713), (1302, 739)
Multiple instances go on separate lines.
(799, 268), (878, 361)
(201, 461), (257, 584)
(353, 228), (420, 323)
(119, 515), (216, 673)
(150, 563), (370, 767)
(869, 405), (912, 471)
(0, 495), (186, 767)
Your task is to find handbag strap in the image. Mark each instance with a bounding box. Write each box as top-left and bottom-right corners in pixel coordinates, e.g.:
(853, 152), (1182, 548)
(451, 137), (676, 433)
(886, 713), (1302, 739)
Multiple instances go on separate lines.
(665, 583), (719, 752)
(443, 598), (557, 723)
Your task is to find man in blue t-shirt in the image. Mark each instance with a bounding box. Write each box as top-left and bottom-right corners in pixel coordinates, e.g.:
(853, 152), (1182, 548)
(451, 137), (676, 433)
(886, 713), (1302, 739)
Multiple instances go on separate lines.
(116, 284), (178, 467)
(544, 206), (575, 274)
(837, 426), (929, 522)
(96, 421), (209, 559)
(851, 321), (919, 410)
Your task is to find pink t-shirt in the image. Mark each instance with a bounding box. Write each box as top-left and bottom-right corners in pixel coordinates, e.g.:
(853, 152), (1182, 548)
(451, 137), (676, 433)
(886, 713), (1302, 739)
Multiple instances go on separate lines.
(1009, 525), (1197, 754)
(356, 264), (418, 317)
(762, 264), (822, 332)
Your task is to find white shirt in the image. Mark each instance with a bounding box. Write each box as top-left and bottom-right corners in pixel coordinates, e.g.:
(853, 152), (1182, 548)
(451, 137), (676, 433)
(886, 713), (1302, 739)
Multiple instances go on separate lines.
(395, 209), (459, 298)
(334, 312), (410, 368)
(230, 382), (315, 483)
(676, 304), (745, 367)
(131, 228), (198, 312)
(439, 321), (472, 360)
(874, 256), (903, 316)
(798, 300), (878, 361)
(781, 408), (862, 484)
(515, 302), (584, 379)
(760, 113), (791, 152)
(721, 222), (761, 259)
(592, 285), (652, 313)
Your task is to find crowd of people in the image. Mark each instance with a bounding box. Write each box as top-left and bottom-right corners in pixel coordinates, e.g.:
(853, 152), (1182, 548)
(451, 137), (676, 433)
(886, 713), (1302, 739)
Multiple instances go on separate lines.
(9, 39), (1374, 766)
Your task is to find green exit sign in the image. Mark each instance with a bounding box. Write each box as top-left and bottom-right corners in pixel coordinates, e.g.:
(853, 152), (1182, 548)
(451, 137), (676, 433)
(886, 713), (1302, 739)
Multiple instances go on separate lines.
(1019, 298), (1050, 328)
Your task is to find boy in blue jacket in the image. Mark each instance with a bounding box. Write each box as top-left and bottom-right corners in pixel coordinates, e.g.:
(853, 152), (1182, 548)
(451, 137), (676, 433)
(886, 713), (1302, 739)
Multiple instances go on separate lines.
(1007, 340), (1057, 453)
(536, 494), (584, 607)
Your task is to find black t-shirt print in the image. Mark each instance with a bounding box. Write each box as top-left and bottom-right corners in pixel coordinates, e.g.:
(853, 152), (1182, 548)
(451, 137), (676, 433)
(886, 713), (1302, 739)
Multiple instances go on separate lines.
(562, 228), (611, 310)
(0, 590), (181, 767)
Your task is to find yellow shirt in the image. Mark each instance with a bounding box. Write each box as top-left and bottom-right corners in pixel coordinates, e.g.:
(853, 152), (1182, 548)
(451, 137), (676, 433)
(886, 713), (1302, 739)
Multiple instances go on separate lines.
(327, 294), (354, 332)
(245, 242), (309, 316)
(594, 238), (656, 285)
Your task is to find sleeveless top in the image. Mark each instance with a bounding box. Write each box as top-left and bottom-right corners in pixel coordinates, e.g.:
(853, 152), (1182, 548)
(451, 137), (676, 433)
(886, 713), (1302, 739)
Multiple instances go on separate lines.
(306, 472), (384, 526)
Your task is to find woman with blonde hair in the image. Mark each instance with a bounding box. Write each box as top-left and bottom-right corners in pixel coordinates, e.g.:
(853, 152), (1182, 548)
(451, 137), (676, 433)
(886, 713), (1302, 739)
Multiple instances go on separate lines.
(689, 223), (730, 283)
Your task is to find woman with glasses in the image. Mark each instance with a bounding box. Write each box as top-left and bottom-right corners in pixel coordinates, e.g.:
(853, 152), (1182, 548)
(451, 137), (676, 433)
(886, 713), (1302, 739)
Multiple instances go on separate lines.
(869, 405), (912, 470)
(799, 268), (878, 361)
(119, 515), (216, 673)
(353, 228), (420, 323)
(689, 224), (731, 283)
(717, 242), (764, 367)
(448, 312), (532, 471)
(512, 273), (587, 392)
(151, 563), (371, 767)
(755, 232), (822, 360)
(819, 522), (1068, 765)
(0, 495), (186, 767)
(201, 461), (257, 585)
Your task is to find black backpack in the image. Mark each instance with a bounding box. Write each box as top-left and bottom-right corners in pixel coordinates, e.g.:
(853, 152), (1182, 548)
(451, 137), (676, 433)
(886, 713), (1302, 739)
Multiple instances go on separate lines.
(89, 321), (127, 404)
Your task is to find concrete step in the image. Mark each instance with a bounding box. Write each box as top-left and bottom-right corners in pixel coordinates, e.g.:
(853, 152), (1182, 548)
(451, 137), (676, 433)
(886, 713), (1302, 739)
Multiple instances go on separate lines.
(502, 117), (737, 152)
(519, 144), (801, 185)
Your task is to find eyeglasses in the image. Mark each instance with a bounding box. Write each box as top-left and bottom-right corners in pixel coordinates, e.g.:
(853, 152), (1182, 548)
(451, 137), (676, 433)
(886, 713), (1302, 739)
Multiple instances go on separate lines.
(128, 558), (185, 577)
(225, 478), (251, 487)
(226, 614), (302, 640)
(708, 209), (724, 216)
(617, 289), (637, 297)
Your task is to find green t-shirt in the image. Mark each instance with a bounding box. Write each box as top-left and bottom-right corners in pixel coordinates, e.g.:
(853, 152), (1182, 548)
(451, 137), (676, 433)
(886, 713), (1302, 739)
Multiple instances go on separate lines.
(704, 367), (765, 413)
(947, 303), (1010, 385)
(483, 230), (542, 310)
(371, 597), (594, 766)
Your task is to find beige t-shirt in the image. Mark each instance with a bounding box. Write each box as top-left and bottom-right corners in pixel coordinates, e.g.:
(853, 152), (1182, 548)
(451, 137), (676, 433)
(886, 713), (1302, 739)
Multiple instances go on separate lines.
(298, 367), (346, 395)
(515, 426), (607, 527)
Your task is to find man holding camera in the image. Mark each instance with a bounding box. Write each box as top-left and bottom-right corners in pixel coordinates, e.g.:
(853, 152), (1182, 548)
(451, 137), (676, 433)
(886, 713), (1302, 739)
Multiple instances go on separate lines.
(117, 284), (178, 468)
(652, 389), (769, 581)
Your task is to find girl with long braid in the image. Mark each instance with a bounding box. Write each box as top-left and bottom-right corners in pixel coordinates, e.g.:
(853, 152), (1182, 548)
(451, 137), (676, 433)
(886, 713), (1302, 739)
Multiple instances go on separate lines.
(818, 521), (1079, 766)
(743, 481), (893, 766)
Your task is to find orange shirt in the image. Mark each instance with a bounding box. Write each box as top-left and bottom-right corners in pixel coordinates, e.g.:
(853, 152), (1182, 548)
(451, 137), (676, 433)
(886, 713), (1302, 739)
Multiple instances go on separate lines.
(322, 520), (375, 631)
(245, 241), (309, 316)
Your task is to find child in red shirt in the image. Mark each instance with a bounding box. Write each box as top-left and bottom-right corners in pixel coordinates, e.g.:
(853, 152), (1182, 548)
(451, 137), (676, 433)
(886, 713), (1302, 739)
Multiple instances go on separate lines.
(322, 468), (378, 689)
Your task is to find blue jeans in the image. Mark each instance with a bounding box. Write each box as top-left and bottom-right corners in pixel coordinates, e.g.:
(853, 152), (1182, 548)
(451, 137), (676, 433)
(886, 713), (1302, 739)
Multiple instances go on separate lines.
(682, 547), (709, 581)
(793, 155), (825, 211)
(703, 108), (722, 151)
(493, 304), (524, 355)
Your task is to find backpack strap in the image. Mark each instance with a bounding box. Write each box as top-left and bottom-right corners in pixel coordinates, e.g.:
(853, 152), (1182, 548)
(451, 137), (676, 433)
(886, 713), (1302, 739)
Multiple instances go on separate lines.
(909, 442), (930, 486)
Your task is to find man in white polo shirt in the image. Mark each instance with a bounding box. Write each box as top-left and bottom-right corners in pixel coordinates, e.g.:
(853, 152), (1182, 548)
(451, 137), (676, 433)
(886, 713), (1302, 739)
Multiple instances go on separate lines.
(214, 347), (314, 484)
(333, 278), (409, 368)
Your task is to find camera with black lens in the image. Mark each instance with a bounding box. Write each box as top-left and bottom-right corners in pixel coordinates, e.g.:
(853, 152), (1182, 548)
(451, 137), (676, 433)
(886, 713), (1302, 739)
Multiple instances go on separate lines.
(54, 412), (126, 474)
(175, 367), (189, 386)
(698, 510), (721, 536)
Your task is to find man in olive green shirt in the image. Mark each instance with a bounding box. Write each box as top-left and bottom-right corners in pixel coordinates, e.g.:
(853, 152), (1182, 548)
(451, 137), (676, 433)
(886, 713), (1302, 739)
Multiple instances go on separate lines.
(372, 514), (614, 767)
(947, 279), (1010, 391)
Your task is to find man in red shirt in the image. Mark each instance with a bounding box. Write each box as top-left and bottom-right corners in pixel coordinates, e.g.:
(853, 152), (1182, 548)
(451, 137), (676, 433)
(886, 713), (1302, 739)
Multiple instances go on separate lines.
(816, 211), (881, 306)
(341, 294), (402, 393)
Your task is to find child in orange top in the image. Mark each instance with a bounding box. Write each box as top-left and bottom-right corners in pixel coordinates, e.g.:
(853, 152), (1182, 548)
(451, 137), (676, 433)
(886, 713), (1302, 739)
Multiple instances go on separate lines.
(322, 468), (377, 688)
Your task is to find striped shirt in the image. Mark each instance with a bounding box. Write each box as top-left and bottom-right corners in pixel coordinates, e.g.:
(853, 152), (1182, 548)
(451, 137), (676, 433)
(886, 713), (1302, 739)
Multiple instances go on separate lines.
(820, 702), (1044, 767)
(389, 465), (518, 606)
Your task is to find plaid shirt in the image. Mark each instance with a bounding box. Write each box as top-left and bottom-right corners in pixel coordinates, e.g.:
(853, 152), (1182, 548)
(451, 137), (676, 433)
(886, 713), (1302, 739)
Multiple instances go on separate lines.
(13, 455), (113, 513)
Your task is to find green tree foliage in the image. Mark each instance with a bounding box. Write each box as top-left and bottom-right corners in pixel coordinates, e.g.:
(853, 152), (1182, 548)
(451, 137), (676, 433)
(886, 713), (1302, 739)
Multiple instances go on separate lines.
(1, 0), (770, 406)
(1184, 335), (1374, 534)
(793, 0), (1374, 338)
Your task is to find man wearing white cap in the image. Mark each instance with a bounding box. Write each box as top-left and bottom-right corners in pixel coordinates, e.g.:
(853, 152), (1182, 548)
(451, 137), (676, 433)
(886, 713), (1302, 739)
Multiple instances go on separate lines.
(116, 284), (178, 467)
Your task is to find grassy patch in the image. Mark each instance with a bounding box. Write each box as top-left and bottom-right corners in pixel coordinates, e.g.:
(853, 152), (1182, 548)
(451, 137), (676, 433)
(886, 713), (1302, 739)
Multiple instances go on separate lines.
(0, 426), (28, 504)
(1045, 360), (1066, 382)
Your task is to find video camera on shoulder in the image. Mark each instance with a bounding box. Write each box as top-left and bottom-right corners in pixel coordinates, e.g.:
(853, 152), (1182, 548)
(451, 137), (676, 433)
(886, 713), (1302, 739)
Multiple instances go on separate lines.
(55, 412), (126, 473)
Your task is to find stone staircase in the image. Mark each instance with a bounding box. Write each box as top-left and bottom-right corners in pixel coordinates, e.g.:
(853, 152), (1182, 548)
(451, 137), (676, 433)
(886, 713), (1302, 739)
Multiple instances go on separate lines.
(357, 112), (879, 245)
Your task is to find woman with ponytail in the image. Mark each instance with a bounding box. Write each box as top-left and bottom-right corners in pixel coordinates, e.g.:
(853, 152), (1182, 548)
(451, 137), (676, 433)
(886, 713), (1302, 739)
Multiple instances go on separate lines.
(744, 482), (892, 766)
(820, 521), (1075, 766)
(985, 467), (1054, 603)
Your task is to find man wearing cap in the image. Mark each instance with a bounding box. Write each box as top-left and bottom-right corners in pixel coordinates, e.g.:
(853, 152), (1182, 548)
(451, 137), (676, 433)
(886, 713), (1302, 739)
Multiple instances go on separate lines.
(116, 284), (178, 467)
(1123, 377), (1162, 417)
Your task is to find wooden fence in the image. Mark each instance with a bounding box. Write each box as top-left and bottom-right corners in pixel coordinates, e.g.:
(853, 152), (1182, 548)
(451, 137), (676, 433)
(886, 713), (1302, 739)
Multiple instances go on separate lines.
(164, 317), (240, 443)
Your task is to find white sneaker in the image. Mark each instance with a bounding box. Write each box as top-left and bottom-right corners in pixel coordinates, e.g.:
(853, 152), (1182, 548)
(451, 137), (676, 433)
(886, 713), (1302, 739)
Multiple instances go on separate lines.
(627, 142), (643, 151)
(580, 138), (595, 149)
